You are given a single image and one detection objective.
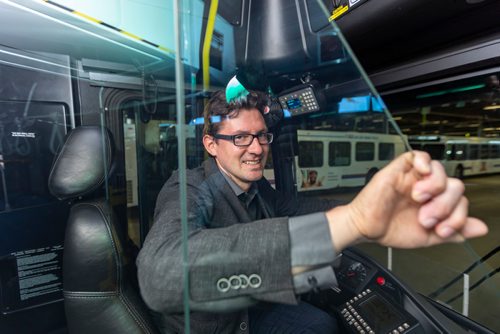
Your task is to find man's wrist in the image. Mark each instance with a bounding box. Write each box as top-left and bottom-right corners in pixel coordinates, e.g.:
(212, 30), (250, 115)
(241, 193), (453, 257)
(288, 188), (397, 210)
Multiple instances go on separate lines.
(326, 205), (366, 253)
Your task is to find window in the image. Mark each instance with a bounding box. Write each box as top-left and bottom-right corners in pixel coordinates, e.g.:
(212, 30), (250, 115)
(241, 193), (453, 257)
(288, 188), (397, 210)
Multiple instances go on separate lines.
(449, 144), (466, 161)
(265, 148), (274, 169)
(329, 142), (351, 166)
(490, 144), (500, 159)
(298, 141), (323, 167)
(469, 145), (479, 160)
(422, 144), (445, 160)
(378, 143), (395, 161)
(355, 142), (374, 161)
(480, 144), (489, 159)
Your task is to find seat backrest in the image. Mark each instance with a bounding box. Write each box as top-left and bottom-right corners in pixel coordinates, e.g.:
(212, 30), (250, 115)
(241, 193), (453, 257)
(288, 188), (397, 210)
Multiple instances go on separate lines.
(48, 126), (159, 334)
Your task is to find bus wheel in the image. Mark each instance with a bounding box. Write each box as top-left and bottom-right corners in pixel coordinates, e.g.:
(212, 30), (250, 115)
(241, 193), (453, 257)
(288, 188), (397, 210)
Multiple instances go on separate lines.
(454, 166), (464, 179)
(365, 168), (378, 185)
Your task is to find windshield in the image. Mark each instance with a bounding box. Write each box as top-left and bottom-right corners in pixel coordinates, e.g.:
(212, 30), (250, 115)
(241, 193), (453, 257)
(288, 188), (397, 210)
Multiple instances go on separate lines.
(0, 0), (496, 333)
(167, 1), (497, 331)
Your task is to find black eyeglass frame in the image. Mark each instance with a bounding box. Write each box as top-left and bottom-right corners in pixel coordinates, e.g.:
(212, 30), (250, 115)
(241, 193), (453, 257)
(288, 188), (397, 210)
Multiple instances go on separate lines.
(212, 132), (274, 147)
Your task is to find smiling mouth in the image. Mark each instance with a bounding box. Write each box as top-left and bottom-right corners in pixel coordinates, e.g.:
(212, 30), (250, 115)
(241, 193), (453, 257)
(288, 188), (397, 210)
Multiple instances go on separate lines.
(243, 159), (261, 165)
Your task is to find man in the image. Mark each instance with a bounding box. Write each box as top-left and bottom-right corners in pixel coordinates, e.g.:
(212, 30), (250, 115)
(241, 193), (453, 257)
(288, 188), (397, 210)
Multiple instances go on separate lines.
(137, 90), (488, 333)
(302, 170), (323, 188)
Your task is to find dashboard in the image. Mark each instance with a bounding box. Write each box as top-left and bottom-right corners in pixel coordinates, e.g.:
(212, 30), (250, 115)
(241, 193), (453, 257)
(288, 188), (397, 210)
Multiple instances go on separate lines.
(307, 248), (494, 334)
(334, 251), (419, 333)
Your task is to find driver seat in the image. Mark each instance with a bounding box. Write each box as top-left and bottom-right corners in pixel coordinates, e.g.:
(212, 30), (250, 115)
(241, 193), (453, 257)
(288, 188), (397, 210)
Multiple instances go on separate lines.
(48, 126), (159, 334)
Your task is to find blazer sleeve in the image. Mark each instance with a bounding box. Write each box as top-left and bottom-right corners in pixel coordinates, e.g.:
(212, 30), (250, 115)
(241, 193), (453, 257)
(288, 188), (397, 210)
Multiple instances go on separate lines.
(137, 171), (298, 314)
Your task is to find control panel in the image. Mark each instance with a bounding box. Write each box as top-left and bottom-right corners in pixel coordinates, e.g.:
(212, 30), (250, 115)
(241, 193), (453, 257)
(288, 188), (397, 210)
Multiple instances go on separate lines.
(338, 288), (417, 334)
(278, 85), (320, 116)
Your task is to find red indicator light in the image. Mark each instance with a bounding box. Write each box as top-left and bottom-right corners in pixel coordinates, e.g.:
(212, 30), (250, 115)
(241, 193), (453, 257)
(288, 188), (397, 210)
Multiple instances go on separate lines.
(376, 276), (386, 286)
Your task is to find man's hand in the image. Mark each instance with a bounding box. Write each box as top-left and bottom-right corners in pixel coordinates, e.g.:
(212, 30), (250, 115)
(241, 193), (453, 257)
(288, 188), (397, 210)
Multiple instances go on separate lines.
(326, 151), (488, 252)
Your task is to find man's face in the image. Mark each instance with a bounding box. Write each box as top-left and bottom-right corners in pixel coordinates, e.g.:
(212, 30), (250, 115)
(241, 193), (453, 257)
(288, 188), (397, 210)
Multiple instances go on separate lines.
(204, 108), (269, 191)
(309, 171), (317, 183)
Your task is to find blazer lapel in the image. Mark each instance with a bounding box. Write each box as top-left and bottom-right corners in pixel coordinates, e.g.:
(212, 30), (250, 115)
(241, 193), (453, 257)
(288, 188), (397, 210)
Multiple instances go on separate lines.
(202, 158), (253, 224)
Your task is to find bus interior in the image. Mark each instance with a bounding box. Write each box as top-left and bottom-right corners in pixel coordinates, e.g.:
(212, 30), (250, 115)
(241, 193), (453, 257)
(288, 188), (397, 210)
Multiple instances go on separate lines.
(0, 0), (498, 333)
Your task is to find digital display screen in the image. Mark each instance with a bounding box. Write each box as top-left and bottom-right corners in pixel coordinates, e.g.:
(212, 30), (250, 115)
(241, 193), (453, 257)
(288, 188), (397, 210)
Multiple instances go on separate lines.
(358, 295), (404, 332)
(278, 86), (320, 116)
(338, 96), (369, 113)
(338, 96), (385, 113)
(286, 98), (302, 110)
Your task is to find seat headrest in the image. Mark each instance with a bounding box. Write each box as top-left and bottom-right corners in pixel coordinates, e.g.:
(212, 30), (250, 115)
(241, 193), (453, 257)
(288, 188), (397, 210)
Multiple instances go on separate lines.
(48, 126), (113, 200)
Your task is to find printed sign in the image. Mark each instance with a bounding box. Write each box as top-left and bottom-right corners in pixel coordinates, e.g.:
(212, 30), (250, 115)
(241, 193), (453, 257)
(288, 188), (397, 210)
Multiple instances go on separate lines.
(0, 245), (63, 313)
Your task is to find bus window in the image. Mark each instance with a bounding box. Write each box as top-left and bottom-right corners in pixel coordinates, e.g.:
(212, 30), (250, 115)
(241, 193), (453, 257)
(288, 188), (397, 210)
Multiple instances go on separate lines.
(410, 143), (422, 150)
(298, 141), (323, 167)
(422, 144), (445, 160)
(355, 142), (374, 161)
(449, 144), (467, 161)
(378, 143), (395, 161)
(490, 144), (500, 159)
(480, 144), (489, 159)
(264, 148), (274, 170)
(328, 142), (351, 166)
(469, 145), (479, 160)
(446, 144), (454, 160)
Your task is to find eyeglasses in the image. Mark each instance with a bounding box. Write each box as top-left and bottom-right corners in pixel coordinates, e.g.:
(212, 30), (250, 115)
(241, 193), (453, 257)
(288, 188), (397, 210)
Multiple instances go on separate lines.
(212, 132), (274, 147)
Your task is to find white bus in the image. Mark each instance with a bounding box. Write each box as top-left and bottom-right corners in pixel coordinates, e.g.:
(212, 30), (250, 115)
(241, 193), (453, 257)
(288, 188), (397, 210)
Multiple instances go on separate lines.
(409, 135), (500, 178)
(292, 130), (407, 191)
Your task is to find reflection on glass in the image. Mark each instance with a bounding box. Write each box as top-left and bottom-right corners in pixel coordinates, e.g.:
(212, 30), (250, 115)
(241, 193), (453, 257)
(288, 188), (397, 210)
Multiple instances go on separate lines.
(0, 101), (67, 211)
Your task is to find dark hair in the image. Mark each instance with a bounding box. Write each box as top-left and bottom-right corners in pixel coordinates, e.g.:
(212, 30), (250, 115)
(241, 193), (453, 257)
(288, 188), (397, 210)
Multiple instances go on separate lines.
(203, 90), (269, 135)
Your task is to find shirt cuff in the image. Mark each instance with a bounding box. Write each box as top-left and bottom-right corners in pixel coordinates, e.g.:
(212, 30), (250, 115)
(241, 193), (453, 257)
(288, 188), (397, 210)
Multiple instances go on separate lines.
(293, 266), (338, 295)
(289, 212), (336, 266)
(288, 212), (338, 293)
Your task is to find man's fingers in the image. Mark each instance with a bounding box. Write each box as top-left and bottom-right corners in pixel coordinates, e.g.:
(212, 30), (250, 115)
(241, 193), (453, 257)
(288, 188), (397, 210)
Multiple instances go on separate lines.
(460, 217), (488, 238)
(430, 196), (487, 240)
(418, 177), (464, 227)
(433, 196), (469, 238)
(411, 151), (432, 176)
(412, 160), (448, 203)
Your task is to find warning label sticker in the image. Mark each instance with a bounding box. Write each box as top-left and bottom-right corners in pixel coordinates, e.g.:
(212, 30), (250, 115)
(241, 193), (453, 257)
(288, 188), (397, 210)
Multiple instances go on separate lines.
(0, 245), (63, 313)
(329, 5), (349, 21)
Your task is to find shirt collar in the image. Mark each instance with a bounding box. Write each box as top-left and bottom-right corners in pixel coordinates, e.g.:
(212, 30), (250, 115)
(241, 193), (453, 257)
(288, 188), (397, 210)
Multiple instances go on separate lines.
(219, 169), (258, 199)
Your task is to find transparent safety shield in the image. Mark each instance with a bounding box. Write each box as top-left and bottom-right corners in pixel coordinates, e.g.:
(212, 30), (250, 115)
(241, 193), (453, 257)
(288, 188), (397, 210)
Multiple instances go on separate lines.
(169, 1), (498, 331)
(174, 0), (497, 333)
(0, 0), (175, 332)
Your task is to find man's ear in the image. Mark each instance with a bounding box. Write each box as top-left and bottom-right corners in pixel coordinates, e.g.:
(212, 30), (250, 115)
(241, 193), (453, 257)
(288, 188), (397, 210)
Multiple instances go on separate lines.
(203, 134), (217, 157)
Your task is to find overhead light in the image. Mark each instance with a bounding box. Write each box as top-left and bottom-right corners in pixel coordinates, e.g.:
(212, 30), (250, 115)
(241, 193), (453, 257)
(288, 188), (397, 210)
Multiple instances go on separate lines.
(416, 84), (485, 99)
(454, 123), (480, 128)
(483, 105), (500, 110)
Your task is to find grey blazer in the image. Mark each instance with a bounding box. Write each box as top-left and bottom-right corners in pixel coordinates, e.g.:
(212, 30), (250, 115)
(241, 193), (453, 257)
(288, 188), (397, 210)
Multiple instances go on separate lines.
(137, 158), (337, 333)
